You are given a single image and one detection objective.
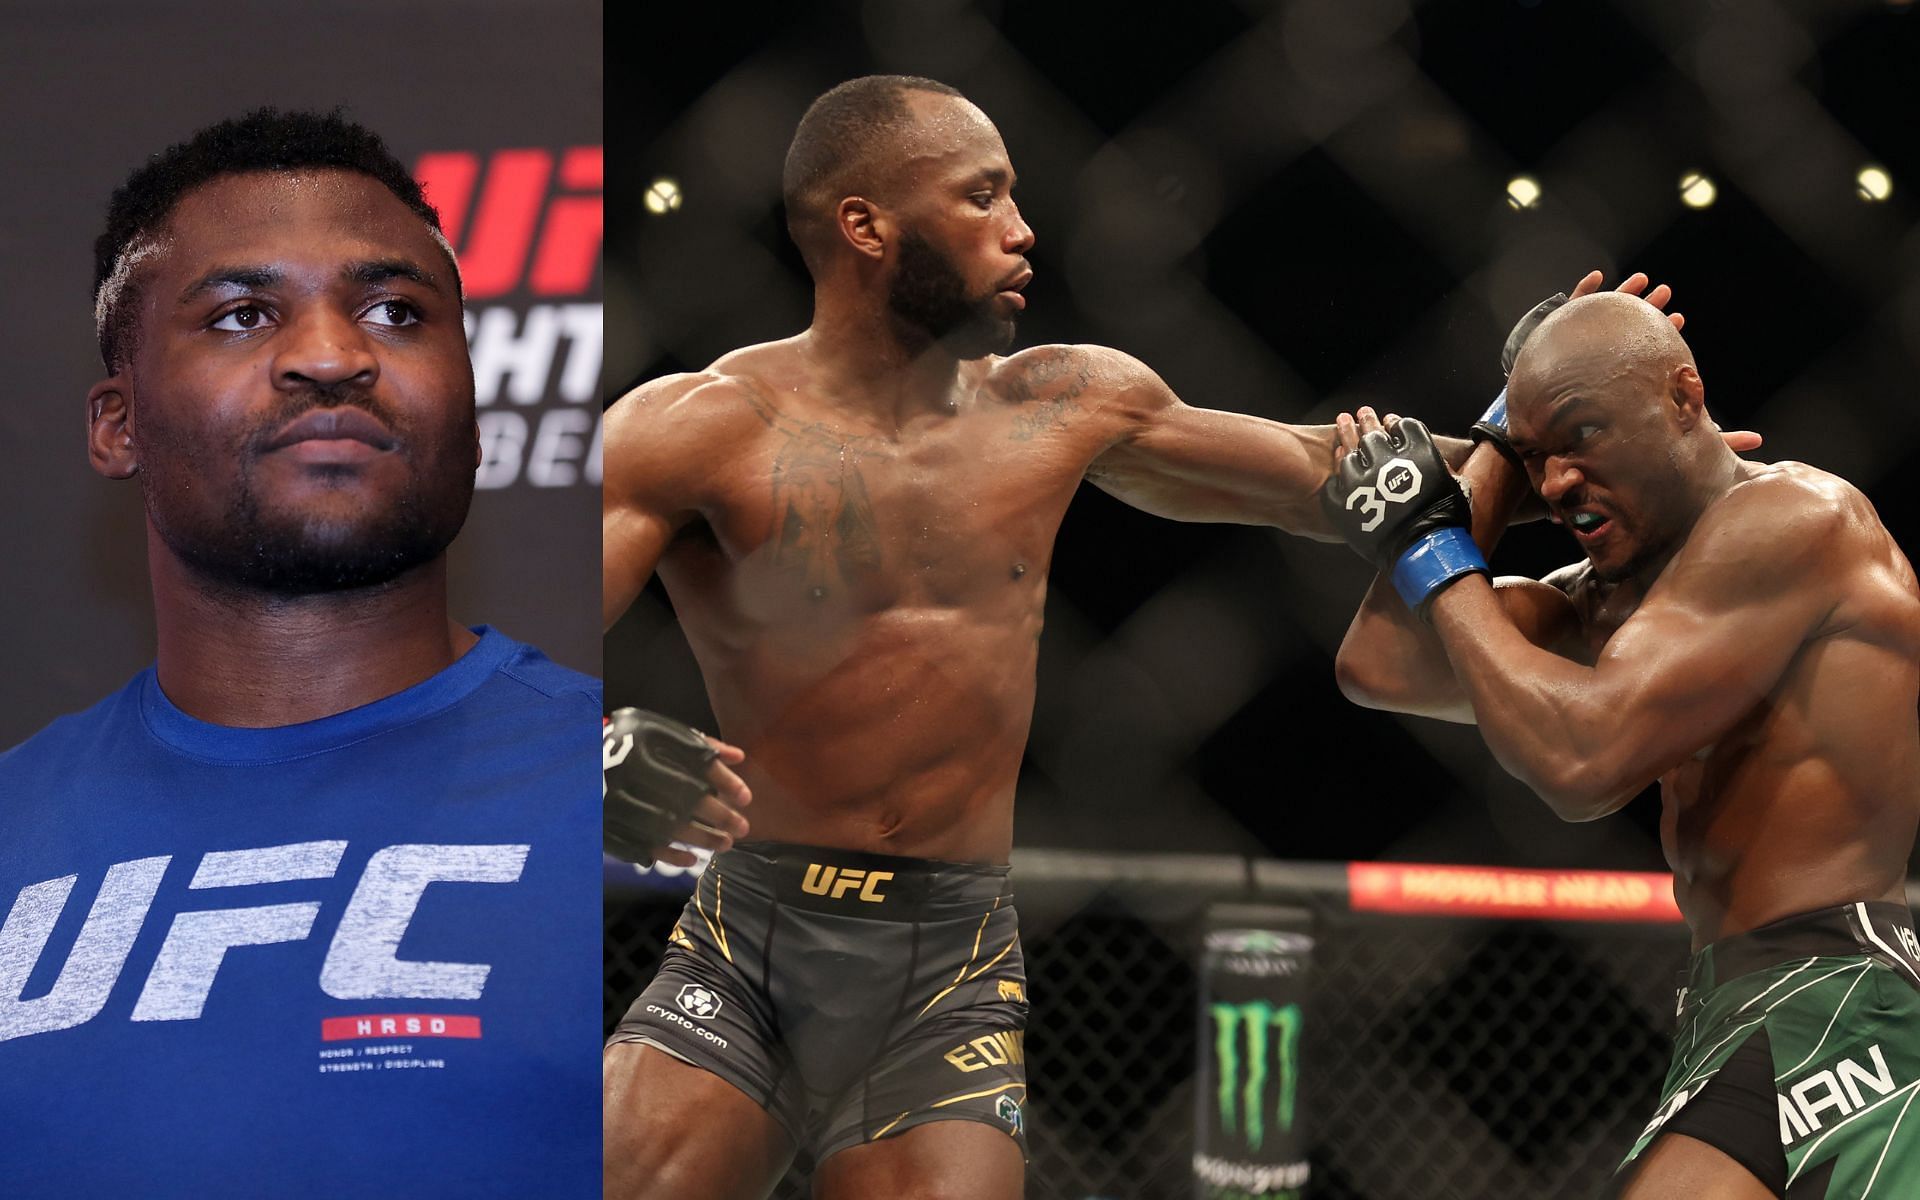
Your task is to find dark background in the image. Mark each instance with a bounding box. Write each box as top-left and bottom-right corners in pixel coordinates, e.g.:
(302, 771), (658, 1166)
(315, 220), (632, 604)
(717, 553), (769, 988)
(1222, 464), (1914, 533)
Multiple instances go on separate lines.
(607, 0), (1920, 872)
(0, 0), (602, 748)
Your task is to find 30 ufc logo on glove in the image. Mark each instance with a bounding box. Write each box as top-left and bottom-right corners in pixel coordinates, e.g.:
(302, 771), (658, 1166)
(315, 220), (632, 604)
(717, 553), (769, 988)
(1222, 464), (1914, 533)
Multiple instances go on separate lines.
(1320, 417), (1487, 617)
(1344, 456), (1425, 532)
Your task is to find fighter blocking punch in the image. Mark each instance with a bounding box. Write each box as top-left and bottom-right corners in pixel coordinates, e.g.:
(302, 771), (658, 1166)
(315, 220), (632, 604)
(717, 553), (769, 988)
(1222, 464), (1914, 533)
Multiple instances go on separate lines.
(1321, 276), (1727, 615)
(604, 708), (752, 867)
(1327, 286), (1920, 1197)
(1317, 288), (1575, 616)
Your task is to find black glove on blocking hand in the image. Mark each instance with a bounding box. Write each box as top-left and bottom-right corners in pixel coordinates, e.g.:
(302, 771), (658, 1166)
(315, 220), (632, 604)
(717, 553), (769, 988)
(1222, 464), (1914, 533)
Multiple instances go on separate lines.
(1500, 291), (1569, 376)
(1321, 417), (1487, 616)
(1472, 290), (1570, 467)
(603, 707), (719, 866)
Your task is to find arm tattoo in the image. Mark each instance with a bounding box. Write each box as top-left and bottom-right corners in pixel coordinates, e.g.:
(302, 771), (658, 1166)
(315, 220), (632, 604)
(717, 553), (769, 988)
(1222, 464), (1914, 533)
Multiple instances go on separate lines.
(1008, 349), (1093, 441)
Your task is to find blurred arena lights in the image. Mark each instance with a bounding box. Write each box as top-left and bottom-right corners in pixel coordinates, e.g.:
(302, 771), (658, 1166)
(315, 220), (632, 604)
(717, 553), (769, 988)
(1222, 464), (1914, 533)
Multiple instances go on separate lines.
(1856, 164), (1894, 202)
(642, 176), (683, 215)
(1678, 170), (1718, 210)
(1504, 175), (1541, 210)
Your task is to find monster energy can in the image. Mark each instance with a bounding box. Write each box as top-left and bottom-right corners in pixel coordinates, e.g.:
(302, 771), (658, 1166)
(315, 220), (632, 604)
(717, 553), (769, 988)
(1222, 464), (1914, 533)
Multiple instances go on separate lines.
(1194, 905), (1312, 1200)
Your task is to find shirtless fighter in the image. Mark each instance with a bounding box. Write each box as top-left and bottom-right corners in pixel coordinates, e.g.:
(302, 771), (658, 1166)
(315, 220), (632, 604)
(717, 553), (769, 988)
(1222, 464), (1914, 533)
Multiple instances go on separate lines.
(599, 74), (1361, 1199)
(602, 75), (1708, 1196)
(1328, 293), (1920, 1197)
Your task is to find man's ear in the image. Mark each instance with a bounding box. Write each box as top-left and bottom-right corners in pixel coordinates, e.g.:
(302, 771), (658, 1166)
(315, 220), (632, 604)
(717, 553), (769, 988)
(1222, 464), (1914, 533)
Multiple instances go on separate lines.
(836, 196), (888, 261)
(1670, 363), (1706, 431)
(88, 376), (139, 479)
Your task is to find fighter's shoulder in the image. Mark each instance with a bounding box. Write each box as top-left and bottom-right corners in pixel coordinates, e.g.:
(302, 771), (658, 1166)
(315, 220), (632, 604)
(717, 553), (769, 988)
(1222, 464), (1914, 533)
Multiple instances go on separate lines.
(1651, 462), (1890, 625)
(1732, 461), (1919, 608)
(0, 676), (143, 779)
(986, 343), (1165, 407)
(605, 361), (784, 427)
(1704, 461), (1875, 556)
(488, 636), (603, 710)
(603, 348), (797, 448)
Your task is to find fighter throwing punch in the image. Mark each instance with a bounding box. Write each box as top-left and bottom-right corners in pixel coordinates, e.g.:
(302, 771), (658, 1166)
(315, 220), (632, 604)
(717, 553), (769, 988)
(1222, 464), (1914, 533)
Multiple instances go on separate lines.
(601, 72), (1738, 1199)
(1329, 293), (1920, 1197)
(599, 72), (1417, 1200)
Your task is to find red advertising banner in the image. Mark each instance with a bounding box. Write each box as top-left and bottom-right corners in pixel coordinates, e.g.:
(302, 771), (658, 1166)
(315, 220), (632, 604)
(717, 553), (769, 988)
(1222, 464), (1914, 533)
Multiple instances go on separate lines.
(1348, 861), (1684, 923)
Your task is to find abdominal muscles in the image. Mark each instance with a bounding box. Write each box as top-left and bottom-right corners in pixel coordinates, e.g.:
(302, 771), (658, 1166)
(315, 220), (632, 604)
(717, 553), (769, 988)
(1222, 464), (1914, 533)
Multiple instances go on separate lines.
(1662, 635), (1920, 947)
(691, 602), (1043, 863)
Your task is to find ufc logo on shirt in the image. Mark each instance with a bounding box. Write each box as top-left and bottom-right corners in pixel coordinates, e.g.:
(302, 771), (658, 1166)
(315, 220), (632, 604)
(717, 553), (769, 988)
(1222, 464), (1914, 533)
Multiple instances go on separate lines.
(0, 842), (528, 1043)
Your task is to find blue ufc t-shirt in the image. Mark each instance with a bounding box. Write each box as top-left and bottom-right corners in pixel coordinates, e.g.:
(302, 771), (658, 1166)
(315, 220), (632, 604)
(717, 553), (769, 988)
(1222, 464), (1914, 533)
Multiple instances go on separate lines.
(0, 627), (601, 1198)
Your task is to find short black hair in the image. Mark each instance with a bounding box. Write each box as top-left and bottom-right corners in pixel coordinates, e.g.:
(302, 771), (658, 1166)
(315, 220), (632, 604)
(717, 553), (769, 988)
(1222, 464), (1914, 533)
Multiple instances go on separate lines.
(93, 107), (450, 371)
(781, 75), (965, 272)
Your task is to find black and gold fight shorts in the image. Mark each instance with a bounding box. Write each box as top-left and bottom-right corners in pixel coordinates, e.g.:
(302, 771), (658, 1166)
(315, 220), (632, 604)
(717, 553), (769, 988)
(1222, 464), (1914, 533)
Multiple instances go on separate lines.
(609, 841), (1030, 1164)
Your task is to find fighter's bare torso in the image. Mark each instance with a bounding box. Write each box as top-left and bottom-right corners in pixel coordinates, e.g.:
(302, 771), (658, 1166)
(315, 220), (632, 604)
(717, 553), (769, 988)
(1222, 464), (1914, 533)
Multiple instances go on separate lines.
(1546, 462), (1920, 945)
(647, 340), (1107, 863)
(610, 333), (1328, 864)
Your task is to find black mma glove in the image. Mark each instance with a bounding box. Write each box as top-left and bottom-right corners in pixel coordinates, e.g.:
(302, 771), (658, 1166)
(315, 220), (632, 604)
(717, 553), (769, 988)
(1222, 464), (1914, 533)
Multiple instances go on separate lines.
(1321, 416), (1487, 616)
(1471, 290), (1569, 468)
(603, 707), (719, 866)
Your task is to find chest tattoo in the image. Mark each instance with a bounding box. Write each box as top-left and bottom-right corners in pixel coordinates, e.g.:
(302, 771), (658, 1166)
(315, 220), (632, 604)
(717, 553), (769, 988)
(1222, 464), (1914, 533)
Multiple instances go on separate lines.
(742, 386), (891, 597)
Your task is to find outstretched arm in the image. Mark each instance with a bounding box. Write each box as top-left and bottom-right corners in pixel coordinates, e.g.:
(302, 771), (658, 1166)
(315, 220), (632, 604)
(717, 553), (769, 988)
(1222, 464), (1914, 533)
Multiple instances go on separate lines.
(1081, 351), (1355, 540)
(1076, 272), (1696, 541)
(1428, 474), (1847, 819)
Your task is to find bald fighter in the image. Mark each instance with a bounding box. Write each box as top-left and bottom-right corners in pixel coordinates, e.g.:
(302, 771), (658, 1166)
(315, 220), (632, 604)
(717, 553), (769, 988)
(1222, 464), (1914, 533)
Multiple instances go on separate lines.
(1330, 293), (1920, 1198)
(599, 72), (1396, 1200)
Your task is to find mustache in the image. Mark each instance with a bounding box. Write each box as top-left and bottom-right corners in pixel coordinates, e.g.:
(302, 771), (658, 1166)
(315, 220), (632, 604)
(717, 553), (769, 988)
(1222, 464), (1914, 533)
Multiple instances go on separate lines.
(247, 387), (399, 453)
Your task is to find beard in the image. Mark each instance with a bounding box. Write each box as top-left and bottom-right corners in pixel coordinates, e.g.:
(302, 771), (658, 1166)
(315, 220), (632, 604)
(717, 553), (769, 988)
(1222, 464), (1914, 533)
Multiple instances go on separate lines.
(886, 230), (1016, 359)
(142, 391), (475, 597)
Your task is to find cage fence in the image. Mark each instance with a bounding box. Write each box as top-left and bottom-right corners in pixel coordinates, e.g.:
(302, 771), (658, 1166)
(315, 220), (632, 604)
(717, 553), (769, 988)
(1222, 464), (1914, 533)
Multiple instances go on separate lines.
(599, 852), (1790, 1200)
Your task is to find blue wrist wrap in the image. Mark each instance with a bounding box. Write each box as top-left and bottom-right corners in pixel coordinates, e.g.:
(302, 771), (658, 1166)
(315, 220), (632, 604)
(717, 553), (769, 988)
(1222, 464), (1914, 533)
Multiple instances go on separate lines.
(1478, 388), (1509, 432)
(1391, 526), (1488, 611)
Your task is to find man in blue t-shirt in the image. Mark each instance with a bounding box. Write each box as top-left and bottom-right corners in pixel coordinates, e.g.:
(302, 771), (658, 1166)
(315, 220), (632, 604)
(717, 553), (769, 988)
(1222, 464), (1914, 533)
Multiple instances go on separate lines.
(0, 110), (603, 1198)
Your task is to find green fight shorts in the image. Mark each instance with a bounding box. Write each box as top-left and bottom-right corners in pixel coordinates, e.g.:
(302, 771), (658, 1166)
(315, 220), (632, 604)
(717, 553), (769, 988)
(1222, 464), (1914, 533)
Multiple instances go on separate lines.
(1619, 902), (1920, 1198)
